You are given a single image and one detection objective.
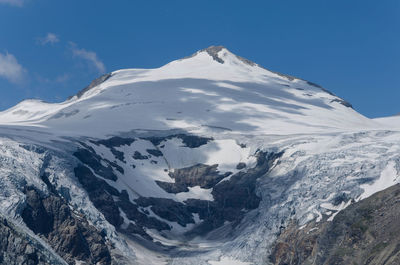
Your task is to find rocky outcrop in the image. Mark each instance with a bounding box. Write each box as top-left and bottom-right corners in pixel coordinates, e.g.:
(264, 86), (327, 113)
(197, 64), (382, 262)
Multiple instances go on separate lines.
(75, 73), (113, 98)
(136, 197), (195, 227)
(156, 163), (231, 193)
(132, 151), (149, 160)
(92, 137), (135, 163)
(146, 149), (163, 157)
(0, 215), (66, 265)
(74, 165), (123, 228)
(270, 183), (400, 265)
(74, 164), (171, 240)
(74, 144), (122, 180)
(145, 134), (212, 148)
(21, 186), (112, 265)
(73, 137), (282, 242)
(185, 151), (283, 235)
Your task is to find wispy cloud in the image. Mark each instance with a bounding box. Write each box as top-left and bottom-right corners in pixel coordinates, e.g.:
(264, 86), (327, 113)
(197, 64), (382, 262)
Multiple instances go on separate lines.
(69, 42), (106, 73)
(0, 52), (26, 83)
(36, 73), (70, 84)
(37, 33), (60, 45)
(0, 0), (25, 7)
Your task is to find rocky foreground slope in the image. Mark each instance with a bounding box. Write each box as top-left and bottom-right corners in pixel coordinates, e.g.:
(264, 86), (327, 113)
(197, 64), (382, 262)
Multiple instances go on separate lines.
(0, 46), (399, 265)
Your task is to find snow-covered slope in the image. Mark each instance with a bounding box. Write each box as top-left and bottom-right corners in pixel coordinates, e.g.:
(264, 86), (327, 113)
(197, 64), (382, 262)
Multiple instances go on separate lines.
(374, 114), (400, 130)
(0, 46), (399, 265)
(0, 46), (376, 137)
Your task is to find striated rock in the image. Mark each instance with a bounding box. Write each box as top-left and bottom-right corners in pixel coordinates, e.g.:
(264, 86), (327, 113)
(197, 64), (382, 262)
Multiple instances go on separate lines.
(21, 186), (112, 265)
(156, 163), (231, 193)
(0, 215), (66, 265)
(270, 183), (400, 265)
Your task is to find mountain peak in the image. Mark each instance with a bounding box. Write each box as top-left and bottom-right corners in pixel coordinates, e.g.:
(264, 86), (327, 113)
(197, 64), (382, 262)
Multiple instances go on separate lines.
(185, 45), (257, 67)
(201, 45), (227, 63)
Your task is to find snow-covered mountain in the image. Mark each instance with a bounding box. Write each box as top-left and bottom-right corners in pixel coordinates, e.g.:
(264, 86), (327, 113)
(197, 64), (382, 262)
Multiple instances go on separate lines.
(0, 46), (399, 265)
(0, 46), (375, 136)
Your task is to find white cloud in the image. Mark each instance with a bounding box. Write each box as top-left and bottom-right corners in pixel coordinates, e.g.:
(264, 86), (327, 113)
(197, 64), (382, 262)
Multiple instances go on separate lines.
(69, 42), (106, 73)
(0, 52), (26, 83)
(36, 73), (70, 84)
(54, 73), (69, 83)
(0, 0), (25, 7)
(37, 33), (60, 45)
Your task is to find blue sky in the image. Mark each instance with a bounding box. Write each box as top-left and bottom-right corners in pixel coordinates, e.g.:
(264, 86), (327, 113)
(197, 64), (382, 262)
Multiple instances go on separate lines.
(0, 0), (398, 118)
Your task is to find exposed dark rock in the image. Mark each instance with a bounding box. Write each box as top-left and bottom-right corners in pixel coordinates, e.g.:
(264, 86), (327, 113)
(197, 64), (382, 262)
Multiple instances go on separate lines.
(307, 81), (323, 89)
(269, 220), (319, 265)
(21, 186), (112, 265)
(74, 73), (113, 99)
(213, 152), (281, 210)
(0, 215), (66, 265)
(117, 191), (171, 233)
(92, 137), (136, 163)
(124, 223), (153, 241)
(74, 165), (123, 227)
(203, 46), (225, 64)
(176, 134), (212, 148)
(74, 147), (119, 181)
(40, 172), (57, 194)
(20, 144), (46, 154)
(270, 183), (400, 265)
(146, 149), (163, 157)
(95, 137), (135, 148)
(73, 141), (281, 245)
(144, 134), (212, 148)
(236, 162), (246, 170)
(136, 197), (195, 226)
(332, 192), (351, 206)
(75, 163), (170, 240)
(49, 109), (80, 120)
(133, 151), (149, 160)
(22, 188), (53, 235)
(111, 148), (126, 162)
(186, 151), (283, 235)
(331, 98), (353, 108)
(156, 164), (231, 193)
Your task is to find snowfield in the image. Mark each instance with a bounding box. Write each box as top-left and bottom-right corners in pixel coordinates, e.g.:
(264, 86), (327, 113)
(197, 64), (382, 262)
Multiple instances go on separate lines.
(0, 46), (398, 264)
(0, 46), (377, 137)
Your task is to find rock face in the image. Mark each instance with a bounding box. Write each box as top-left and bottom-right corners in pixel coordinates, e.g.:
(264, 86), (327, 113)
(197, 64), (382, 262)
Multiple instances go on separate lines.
(21, 186), (112, 265)
(270, 183), (400, 265)
(72, 135), (283, 241)
(0, 216), (66, 265)
(156, 163), (231, 193)
(74, 162), (173, 240)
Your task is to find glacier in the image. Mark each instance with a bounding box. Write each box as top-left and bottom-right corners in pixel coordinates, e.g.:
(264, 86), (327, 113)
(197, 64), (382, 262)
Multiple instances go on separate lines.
(0, 46), (398, 265)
